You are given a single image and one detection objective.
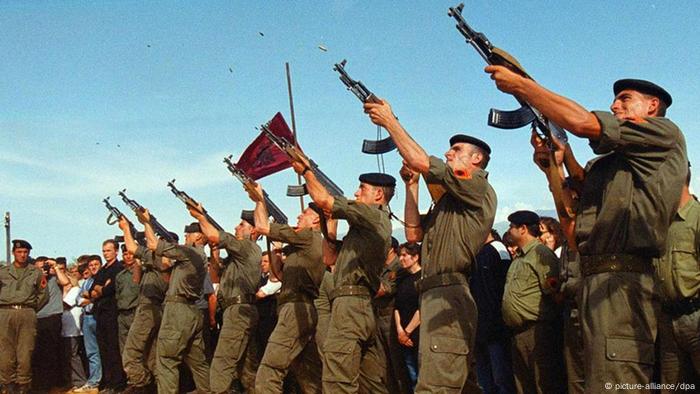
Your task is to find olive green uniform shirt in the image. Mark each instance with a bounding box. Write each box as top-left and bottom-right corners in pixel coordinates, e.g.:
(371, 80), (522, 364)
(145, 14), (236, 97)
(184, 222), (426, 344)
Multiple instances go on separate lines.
(374, 257), (402, 313)
(655, 197), (700, 301)
(0, 263), (48, 310)
(116, 265), (140, 311)
(268, 223), (325, 299)
(421, 156), (496, 276)
(330, 195), (392, 293)
(576, 112), (688, 257)
(134, 245), (168, 305)
(502, 239), (560, 328)
(154, 240), (206, 302)
(217, 231), (261, 300)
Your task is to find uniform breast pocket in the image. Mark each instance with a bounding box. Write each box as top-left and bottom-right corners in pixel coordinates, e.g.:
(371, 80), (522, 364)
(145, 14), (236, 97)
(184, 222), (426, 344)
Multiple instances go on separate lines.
(671, 245), (699, 295)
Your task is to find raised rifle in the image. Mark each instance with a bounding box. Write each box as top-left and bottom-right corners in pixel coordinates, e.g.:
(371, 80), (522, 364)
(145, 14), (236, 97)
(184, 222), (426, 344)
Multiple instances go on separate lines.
(448, 3), (573, 218)
(222, 156), (288, 224)
(166, 179), (224, 232)
(333, 59), (397, 155)
(103, 196), (138, 236)
(260, 123), (344, 198)
(117, 189), (178, 242)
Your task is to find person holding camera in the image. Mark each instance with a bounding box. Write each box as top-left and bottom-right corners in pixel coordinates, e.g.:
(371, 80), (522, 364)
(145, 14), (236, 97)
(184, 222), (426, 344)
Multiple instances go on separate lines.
(31, 256), (69, 391)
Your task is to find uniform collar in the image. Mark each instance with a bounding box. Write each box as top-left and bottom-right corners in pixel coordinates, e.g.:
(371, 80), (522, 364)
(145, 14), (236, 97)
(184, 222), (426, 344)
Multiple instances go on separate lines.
(517, 239), (540, 257)
(677, 196), (699, 221)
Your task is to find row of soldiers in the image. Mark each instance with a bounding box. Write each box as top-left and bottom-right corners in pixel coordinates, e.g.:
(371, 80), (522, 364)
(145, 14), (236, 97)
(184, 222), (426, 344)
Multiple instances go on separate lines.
(1, 71), (697, 394)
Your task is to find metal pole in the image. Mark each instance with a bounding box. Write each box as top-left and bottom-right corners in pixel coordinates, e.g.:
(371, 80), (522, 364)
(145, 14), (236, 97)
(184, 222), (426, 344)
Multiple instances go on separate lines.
(4, 212), (10, 264)
(285, 62), (305, 213)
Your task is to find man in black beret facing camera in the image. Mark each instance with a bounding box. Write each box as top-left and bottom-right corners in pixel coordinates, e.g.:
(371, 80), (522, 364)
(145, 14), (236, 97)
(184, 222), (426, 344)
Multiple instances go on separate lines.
(0, 240), (48, 394)
(501, 211), (565, 394)
(287, 151), (395, 393)
(364, 100), (496, 393)
(486, 64), (688, 392)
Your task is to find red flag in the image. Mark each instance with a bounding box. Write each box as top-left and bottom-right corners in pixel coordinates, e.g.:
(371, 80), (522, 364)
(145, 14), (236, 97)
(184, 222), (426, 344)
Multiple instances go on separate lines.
(235, 112), (294, 180)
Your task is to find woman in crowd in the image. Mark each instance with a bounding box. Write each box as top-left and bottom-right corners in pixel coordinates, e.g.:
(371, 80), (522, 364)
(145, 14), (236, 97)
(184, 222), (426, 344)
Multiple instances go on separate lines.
(394, 242), (422, 392)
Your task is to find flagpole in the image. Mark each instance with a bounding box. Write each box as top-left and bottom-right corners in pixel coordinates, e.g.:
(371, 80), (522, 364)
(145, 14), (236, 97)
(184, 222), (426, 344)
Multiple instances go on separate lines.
(4, 212), (10, 265)
(285, 62), (305, 213)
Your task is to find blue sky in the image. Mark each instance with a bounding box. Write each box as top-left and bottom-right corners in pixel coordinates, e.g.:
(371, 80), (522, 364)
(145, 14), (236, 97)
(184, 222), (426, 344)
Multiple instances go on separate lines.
(2, 1), (698, 259)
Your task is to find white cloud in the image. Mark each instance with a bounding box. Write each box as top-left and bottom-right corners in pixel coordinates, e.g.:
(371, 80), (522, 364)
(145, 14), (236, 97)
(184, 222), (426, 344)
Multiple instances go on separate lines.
(0, 147), (236, 200)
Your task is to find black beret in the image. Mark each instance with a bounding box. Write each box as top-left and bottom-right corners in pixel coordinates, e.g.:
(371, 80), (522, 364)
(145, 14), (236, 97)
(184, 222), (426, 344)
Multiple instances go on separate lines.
(613, 79), (672, 107)
(507, 210), (540, 226)
(308, 202), (323, 216)
(241, 210), (255, 226)
(359, 172), (396, 187)
(184, 222), (201, 233)
(449, 134), (491, 154)
(11, 239), (32, 251)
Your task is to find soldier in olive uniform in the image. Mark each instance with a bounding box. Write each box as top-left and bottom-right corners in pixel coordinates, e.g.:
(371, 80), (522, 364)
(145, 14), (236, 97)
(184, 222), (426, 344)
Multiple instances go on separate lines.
(116, 244), (141, 354)
(502, 211), (565, 394)
(365, 99), (496, 392)
(189, 206), (261, 393)
(135, 210), (210, 394)
(289, 152), (394, 394)
(655, 167), (700, 390)
(248, 183), (325, 394)
(119, 222), (170, 393)
(488, 66), (688, 392)
(0, 240), (48, 394)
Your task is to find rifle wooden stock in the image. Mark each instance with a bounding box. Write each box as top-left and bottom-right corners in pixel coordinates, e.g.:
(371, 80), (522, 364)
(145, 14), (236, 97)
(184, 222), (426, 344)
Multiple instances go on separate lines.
(260, 125), (344, 197)
(223, 156), (288, 224)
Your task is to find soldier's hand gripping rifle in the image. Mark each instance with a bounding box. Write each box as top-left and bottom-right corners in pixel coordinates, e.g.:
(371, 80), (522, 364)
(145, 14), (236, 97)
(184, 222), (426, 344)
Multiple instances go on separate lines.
(223, 156), (288, 224)
(260, 123), (344, 198)
(166, 179), (224, 232)
(333, 59), (397, 155)
(448, 3), (574, 218)
(117, 189), (178, 243)
(103, 196), (138, 236)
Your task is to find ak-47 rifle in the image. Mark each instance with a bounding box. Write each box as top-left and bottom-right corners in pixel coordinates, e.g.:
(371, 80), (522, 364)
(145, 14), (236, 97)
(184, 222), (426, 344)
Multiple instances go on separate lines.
(103, 196), (138, 237)
(166, 179), (224, 232)
(260, 123), (344, 198)
(333, 59), (397, 155)
(448, 3), (574, 218)
(117, 189), (178, 243)
(222, 156), (288, 224)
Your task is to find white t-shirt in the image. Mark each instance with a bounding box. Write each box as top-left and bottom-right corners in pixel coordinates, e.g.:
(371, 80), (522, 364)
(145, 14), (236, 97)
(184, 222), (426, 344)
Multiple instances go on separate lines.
(61, 286), (83, 337)
(259, 279), (281, 296)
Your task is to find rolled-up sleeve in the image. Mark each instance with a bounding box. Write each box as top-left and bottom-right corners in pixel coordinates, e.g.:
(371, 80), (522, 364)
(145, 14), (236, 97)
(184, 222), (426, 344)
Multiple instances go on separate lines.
(268, 223), (313, 247)
(425, 155), (488, 208)
(590, 111), (682, 179)
(331, 195), (381, 231)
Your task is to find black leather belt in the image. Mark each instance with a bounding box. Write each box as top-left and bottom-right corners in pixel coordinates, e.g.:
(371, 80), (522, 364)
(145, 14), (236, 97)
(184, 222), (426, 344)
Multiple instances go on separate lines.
(0, 304), (31, 310)
(221, 294), (256, 310)
(164, 295), (196, 304)
(580, 254), (653, 277)
(329, 285), (370, 301)
(662, 296), (700, 318)
(277, 292), (314, 306)
(416, 272), (468, 293)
